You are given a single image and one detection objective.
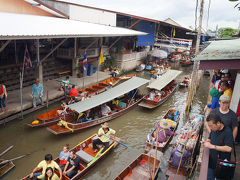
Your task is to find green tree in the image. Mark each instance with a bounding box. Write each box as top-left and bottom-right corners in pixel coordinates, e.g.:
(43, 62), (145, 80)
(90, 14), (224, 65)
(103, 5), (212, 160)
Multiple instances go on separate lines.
(218, 27), (238, 38)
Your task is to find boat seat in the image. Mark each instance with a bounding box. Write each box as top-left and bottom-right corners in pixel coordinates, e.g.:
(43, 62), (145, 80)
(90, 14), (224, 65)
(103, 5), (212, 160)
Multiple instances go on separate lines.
(76, 150), (94, 164)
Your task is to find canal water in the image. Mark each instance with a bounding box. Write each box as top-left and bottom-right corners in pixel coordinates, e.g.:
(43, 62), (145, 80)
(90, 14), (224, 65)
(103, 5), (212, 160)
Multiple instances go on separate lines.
(0, 63), (209, 180)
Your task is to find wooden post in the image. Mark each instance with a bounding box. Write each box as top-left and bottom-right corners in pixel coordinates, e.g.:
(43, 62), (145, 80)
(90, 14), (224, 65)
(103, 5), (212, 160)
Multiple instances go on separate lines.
(185, 0), (204, 117)
(72, 38), (78, 77)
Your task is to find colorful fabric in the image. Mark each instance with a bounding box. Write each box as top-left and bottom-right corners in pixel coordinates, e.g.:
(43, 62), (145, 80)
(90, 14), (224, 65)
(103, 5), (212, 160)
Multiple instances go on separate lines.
(82, 52), (88, 71)
(155, 123), (174, 143)
(99, 48), (104, 65)
(24, 45), (32, 69)
(69, 88), (78, 97)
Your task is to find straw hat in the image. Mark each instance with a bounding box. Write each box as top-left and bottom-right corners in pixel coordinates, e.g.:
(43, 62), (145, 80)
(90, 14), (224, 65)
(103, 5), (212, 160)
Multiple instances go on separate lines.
(159, 120), (171, 129)
(101, 122), (109, 129)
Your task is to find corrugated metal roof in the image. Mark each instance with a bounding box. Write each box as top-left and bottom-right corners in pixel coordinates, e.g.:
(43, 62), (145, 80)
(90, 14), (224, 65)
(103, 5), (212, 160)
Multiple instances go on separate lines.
(194, 39), (240, 61)
(67, 76), (149, 113)
(0, 12), (147, 40)
(147, 69), (182, 90)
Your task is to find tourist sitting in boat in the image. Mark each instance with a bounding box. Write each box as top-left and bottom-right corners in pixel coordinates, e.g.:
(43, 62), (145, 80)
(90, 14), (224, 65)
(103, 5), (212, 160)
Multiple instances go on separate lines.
(57, 101), (68, 116)
(29, 154), (62, 180)
(68, 85), (78, 98)
(148, 90), (155, 100)
(85, 109), (94, 121)
(92, 122), (116, 153)
(59, 144), (70, 171)
(101, 103), (112, 116)
(183, 77), (190, 84)
(68, 96), (78, 105)
(63, 150), (81, 178)
(154, 120), (175, 143)
(44, 167), (60, 180)
(154, 95), (160, 102)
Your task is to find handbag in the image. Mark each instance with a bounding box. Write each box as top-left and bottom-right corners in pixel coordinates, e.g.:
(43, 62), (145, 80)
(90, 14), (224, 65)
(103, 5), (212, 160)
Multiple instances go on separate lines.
(215, 142), (236, 180)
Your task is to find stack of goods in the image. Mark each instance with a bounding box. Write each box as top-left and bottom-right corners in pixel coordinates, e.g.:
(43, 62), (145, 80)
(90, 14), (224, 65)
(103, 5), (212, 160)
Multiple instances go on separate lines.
(169, 115), (203, 168)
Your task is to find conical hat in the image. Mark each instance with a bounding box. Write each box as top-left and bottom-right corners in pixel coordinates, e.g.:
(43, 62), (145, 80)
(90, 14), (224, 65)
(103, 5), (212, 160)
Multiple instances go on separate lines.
(159, 120), (171, 129)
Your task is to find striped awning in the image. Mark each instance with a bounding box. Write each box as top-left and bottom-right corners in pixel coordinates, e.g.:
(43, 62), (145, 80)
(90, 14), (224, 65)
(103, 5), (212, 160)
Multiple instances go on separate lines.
(147, 69), (182, 90)
(68, 76), (149, 113)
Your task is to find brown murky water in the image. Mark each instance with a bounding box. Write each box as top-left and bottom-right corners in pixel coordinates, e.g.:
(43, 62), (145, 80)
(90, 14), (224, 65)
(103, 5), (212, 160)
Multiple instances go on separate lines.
(0, 63), (209, 180)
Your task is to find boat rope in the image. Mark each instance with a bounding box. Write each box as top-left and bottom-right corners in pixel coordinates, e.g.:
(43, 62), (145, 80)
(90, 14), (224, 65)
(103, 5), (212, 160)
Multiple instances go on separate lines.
(57, 120), (73, 132)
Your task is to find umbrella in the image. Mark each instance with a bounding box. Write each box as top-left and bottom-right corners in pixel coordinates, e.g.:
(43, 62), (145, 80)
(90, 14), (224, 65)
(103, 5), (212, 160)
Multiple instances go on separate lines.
(150, 49), (168, 59)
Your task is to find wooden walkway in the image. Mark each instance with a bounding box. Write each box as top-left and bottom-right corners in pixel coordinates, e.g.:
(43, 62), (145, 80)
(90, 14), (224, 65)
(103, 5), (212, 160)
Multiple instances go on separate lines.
(0, 71), (111, 125)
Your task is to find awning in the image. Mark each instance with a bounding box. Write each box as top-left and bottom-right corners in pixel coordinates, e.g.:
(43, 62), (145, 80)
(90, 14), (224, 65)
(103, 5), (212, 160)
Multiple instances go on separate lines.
(0, 12), (147, 40)
(147, 69), (182, 90)
(67, 76), (149, 113)
(194, 39), (240, 61)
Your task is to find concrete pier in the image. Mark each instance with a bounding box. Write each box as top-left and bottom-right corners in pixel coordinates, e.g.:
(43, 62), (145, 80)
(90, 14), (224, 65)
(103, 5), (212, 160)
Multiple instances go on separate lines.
(0, 71), (110, 124)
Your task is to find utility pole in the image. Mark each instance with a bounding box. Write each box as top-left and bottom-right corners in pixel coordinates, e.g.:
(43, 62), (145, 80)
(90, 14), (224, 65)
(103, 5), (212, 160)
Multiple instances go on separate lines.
(185, 0), (204, 116)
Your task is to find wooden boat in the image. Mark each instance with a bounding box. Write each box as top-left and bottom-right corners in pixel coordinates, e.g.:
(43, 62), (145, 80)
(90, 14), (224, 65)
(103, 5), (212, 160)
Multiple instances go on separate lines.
(166, 116), (204, 179)
(180, 60), (193, 66)
(22, 134), (118, 180)
(27, 74), (136, 128)
(138, 84), (178, 109)
(145, 109), (180, 152)
(47, 76), (149, 135)
(0, 159), (15, 178)
(47, 95), (144, 135)
(139, 70), (181, 109)
(114, 153), (160, 180)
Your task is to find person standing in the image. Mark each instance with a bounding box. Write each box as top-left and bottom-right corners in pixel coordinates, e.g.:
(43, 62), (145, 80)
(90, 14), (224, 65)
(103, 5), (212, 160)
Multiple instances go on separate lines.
(207, 94), (238, 140)
(220, 80), (232, 101)
(204, 88), (221, 112)
(68, 85), (78, 98)
(32, 78), (44, 108)
(202, 113), (233, 180)
(92, 122), (116, 153)
(0, 81), (7, 112)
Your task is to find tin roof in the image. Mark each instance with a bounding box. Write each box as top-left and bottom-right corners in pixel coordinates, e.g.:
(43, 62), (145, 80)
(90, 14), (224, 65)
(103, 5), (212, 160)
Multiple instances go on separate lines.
(194, 38), (240, 61)
(0, 12), (147, 40)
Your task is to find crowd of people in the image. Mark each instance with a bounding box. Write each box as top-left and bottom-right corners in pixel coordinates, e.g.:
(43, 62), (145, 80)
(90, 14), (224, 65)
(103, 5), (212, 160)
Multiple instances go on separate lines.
(201, 69), (240, 179)
(28, 122), (116, 180)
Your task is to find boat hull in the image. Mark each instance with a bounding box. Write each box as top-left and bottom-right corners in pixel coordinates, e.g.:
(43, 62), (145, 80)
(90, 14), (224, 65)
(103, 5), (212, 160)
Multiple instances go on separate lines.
(146, 109), (180, 152)
(22, 134), (118, 180)
(114, 153), (160, 180)
(47, 97), (143, 135)
(138, 85), (178, 109)
(0, 160), (15, 178)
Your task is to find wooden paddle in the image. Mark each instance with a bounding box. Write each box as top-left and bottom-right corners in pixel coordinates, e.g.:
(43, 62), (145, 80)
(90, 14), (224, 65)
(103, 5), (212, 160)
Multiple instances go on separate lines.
(103, 134), (132, 149)
(0, 145), (14, 157)
(0, 154), (27, 166)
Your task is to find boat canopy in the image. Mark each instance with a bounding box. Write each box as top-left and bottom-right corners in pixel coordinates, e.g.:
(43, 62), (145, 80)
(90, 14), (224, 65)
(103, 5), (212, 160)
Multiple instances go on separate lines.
(147, 69), (182, 91)
(67, 76), (149, 113)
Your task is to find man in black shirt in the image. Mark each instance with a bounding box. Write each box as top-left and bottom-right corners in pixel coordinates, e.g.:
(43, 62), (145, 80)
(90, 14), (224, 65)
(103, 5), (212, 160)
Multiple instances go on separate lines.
(207, 94), (238, 140)
(202, 113), (233, 180)
(63, 150), (80, 178)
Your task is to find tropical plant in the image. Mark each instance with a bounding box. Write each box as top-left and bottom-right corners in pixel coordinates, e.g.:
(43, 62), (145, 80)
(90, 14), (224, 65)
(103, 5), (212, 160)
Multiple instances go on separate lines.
(218, 27), (238, 37)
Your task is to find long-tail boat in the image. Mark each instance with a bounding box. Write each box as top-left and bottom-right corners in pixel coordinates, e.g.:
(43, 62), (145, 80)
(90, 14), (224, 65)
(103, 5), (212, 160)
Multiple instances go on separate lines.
(114, 153), (160, 180)
(22, 134), (119, 180)
(180, 60), (193, 66)
(138, 70), (182, 109)
(47, 76), (149, 135)
(27, 74), (136, 128)
(0, 159), (15, 178)
(146, 109), (180, 152)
